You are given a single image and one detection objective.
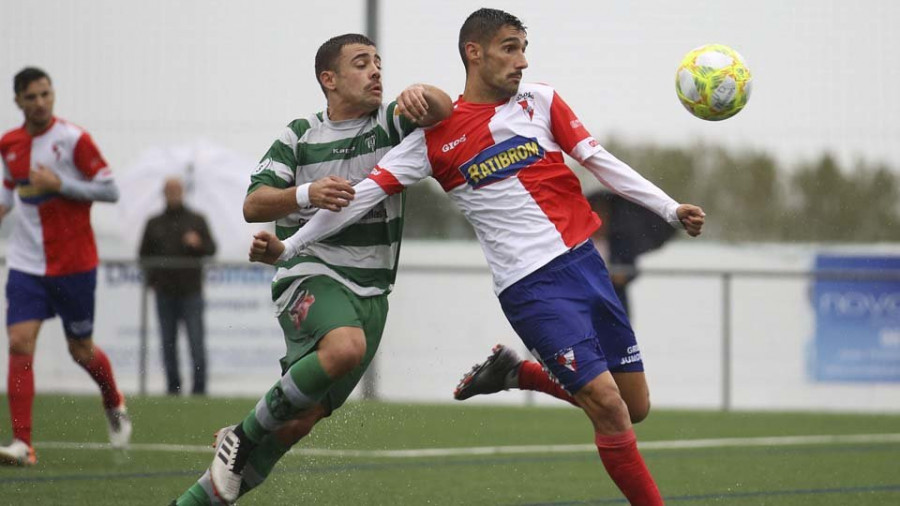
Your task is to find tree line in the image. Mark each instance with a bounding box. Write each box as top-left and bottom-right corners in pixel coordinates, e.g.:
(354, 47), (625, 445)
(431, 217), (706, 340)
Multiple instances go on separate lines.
(403, 138), (900, 243)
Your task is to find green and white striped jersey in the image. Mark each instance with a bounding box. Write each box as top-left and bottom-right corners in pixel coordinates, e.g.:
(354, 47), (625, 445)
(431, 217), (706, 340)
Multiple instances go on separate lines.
(249, 102), (417, 310)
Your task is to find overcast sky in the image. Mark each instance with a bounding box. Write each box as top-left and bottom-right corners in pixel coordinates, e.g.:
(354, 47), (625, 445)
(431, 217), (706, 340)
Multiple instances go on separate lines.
(2, 0), (898, 174)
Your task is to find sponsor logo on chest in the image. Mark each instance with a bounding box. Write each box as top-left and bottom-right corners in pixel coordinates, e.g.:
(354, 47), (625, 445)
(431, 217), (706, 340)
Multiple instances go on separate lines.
(442, 134), (466, 153)
(458, 135), (544, 189)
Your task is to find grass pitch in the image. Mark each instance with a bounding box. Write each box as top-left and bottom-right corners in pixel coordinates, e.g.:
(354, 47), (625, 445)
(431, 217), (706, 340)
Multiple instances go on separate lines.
(0, 395), (898, 505)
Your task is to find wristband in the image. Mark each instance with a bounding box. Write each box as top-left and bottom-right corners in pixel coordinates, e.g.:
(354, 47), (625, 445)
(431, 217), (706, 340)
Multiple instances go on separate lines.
(295, 183), (311, 208)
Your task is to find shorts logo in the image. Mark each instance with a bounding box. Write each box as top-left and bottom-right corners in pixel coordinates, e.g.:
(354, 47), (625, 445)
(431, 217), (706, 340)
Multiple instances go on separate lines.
(555, 347), (577, 372)
(68, 319), (93, 336)
(621, 345), (642, 365)
(289, 290), (316, 329)
(458, 135), (544, 189)
(530, 348), (566, 387)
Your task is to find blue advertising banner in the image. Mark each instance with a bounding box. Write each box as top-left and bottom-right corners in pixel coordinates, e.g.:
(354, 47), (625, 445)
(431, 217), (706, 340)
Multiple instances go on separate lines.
(812, 255), (900, 382)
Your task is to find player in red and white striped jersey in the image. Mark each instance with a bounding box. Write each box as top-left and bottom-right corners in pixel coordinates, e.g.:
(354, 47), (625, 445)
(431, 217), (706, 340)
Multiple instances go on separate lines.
(251, 9), (705, 504)
(0, 68), (131, 466)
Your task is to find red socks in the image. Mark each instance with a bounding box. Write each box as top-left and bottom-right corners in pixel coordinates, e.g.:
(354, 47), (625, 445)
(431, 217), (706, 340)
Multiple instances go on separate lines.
(8, 354), (35, 445)
(517, 361), (579, 407)
(8, 347), (122, 446)
(79, 346), (123, 409)
(595, 429), (663, 505)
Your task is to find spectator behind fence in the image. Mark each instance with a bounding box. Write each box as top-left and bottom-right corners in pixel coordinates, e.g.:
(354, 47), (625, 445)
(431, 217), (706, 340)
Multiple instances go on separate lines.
(586, 190), (677, 317)
(139, 177), (216, 395)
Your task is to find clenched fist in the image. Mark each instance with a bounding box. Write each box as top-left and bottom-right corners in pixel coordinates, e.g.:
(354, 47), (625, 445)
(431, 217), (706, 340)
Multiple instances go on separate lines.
(676, 204), (706, 237)
(249, 230), (286, 265)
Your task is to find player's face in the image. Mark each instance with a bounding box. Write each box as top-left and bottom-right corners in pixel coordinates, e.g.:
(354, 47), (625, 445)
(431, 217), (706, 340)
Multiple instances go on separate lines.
(479, 26), (528, 99)
(332, 43), (383, 111)
(15, 78), (55, 131)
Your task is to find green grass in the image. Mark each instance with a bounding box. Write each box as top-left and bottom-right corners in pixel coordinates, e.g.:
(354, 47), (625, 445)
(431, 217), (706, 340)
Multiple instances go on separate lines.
(1, 395), (899, 505)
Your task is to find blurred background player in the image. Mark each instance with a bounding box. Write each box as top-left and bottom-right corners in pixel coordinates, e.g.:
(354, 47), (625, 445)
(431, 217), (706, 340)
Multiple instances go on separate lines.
(139, 176), (217, 396)
(174, 34), (452, 504)
(0, 67), (131, 466)
(249, 9), (705, 505)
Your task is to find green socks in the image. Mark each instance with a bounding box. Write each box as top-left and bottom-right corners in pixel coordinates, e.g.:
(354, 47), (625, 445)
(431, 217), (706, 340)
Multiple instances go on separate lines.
(241, 352), (332, 443)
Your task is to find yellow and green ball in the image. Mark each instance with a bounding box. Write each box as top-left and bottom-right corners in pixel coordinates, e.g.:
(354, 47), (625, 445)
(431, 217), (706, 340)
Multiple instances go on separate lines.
(675, 44), (752, 121)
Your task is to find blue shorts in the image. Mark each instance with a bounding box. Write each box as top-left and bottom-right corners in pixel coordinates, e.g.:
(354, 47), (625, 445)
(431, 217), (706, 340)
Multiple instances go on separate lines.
(5, 268), (97, 339)
(498, 241), (643, 395)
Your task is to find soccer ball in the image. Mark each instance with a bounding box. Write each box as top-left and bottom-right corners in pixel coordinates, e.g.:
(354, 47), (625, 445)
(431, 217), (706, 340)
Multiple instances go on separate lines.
(675, 44), (752, 121)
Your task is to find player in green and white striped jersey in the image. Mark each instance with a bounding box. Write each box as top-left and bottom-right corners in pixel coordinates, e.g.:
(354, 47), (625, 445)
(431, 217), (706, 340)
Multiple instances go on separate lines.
(174, 34), (452, 505)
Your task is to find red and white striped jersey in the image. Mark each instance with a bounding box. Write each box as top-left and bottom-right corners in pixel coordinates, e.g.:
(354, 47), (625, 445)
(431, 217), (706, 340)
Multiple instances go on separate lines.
(0, 118), (110, 276)
(367, 83), (680, 293)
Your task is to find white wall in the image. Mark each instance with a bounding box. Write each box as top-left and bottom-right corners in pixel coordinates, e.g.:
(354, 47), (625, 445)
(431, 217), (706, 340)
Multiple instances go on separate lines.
(2, 241), (899, 413)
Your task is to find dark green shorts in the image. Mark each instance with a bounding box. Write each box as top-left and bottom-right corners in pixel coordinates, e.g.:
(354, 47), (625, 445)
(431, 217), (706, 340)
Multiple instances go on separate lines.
(277, 276), (388, 413)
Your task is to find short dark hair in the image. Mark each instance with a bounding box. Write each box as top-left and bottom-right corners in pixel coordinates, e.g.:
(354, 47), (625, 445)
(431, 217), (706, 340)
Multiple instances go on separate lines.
(458, 8), (527, 70)
(314, 34), (376, 94)
(14, 67), (51, 95)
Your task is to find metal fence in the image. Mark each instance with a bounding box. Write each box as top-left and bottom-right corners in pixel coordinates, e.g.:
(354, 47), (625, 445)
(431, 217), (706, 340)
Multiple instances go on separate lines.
(2, 256), (898, 410)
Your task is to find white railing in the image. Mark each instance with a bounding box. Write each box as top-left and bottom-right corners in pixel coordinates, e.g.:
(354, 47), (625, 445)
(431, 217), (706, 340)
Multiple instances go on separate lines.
(1, 254), (899, 412)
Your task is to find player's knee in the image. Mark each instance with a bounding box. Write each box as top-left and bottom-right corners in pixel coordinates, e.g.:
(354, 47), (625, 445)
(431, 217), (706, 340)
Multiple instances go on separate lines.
(579, 381), (631, 429)
(320, 331), (367, 376)
(8, 334), (31, 355)
(7, 325), (38, 355)
(66, 340), (94, 365)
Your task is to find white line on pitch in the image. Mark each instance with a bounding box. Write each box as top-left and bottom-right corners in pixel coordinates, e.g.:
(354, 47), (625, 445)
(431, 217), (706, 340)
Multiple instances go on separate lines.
(35, 433), (900, 458)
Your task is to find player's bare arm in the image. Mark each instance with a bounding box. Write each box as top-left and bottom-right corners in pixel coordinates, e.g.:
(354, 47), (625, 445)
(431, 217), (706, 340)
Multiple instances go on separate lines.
(248, 230), (286, 265)
(249, 181), (389, 265)
(676, 204), (705, 237)
(243, 176), (356, 222)
(395, 84), (453, 126)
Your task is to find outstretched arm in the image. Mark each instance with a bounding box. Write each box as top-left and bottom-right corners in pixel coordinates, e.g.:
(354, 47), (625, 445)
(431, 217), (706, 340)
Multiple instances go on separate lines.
(581, 149), (705, 236)
(395, 84), (453, 127)
(547, 89), (704, 235)
(250, 129), (433, 263)
(249, 178), (390, 264)
(243, 176), (356, 222)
